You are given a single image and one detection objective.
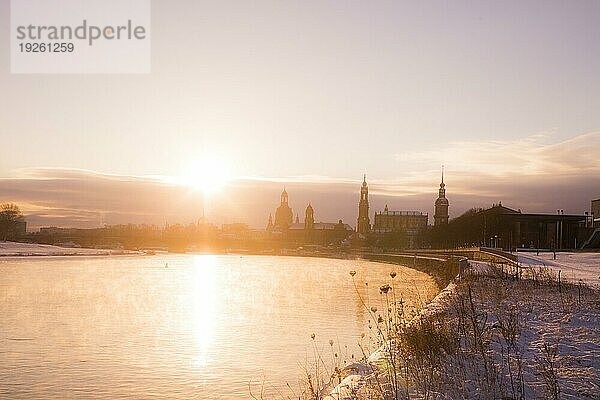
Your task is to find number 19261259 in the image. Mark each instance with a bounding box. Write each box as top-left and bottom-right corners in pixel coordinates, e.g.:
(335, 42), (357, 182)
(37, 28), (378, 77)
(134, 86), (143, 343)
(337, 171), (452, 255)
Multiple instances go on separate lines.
(19, 42), (74, 53)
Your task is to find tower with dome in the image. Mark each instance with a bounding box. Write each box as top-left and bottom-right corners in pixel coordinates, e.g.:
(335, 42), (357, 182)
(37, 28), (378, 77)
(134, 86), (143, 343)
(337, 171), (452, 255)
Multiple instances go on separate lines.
(434, 166), (449, 226)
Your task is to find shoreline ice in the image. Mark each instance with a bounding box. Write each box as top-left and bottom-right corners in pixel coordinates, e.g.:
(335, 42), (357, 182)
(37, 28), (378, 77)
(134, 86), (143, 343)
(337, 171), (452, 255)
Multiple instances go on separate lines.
(0, 241), (137, 257)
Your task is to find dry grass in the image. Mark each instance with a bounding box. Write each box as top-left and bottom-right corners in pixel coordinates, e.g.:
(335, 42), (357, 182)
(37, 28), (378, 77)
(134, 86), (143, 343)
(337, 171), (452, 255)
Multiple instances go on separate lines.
(259, 263), (600, 400)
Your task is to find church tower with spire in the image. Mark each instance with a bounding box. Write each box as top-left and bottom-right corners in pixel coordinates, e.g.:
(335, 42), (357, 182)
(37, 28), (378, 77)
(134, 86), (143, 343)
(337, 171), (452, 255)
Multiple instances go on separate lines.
(357, 175), (371, 234)
(304, 203), (315, 242)
(304, 203), (314, 230)
(434, 166), (449, 226)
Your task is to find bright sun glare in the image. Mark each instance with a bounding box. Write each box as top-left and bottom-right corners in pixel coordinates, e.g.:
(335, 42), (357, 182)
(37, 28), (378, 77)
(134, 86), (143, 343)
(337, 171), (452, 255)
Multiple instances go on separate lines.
(178, 157), (231, 193)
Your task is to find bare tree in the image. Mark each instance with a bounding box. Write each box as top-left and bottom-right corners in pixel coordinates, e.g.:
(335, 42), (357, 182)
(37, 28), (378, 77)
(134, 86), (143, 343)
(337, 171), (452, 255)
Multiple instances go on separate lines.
(0, 203), (25, 241)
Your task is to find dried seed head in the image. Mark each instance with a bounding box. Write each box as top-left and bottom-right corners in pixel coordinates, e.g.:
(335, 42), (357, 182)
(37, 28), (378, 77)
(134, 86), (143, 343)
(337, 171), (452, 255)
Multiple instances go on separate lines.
(379, 284), (391, 294)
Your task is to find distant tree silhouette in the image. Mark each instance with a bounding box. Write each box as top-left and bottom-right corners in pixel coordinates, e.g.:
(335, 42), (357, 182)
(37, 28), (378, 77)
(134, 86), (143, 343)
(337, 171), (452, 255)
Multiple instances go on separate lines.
(454, 207), (485, 220)
(0, 203), (25, 241)
(445, 207), (487, 248)
(422, 207), (486, 249)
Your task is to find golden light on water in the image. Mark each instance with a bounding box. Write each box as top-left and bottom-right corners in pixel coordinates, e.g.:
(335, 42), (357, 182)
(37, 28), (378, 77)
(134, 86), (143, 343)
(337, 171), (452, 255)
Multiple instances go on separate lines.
(1, 255), (440, 398)
(191, 255), (218, 366)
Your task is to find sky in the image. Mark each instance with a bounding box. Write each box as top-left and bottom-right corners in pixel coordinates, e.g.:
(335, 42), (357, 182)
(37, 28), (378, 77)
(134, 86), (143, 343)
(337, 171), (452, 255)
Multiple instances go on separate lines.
(1, 0), (600, 229)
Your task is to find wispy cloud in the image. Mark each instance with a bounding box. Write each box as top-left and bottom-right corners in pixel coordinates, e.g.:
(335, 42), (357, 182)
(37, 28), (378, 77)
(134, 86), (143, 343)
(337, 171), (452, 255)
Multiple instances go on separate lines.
(394, 131), (600, 177)
(1, 132), (598, 229)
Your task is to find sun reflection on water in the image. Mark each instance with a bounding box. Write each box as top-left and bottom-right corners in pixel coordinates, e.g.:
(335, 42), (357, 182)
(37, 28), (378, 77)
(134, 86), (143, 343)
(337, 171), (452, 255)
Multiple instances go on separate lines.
(1, 255), (440, 399)
(191, 255), (218, 367)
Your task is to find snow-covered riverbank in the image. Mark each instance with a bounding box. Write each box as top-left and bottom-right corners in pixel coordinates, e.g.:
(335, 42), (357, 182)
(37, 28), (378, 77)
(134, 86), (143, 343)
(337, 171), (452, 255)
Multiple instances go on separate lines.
(0, 241), (137, 256)
(517, 251), (600, 287)
(324, 258), (600, 399)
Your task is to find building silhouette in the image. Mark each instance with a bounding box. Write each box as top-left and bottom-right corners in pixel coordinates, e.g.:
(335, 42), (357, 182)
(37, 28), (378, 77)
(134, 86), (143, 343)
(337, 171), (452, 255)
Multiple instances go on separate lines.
(592, 198), (600, 227)
(267, 188), (353, 245)
(373, 206), (428, 233)
(305, 203), (314, 229)
(372, 205), (428, 248)
(356, 175), (370, 235)
(274, 188), (293, 230)
(582, 198), (600, 248)
(443, 203), (587, 250)
(434, 166), (449, 226)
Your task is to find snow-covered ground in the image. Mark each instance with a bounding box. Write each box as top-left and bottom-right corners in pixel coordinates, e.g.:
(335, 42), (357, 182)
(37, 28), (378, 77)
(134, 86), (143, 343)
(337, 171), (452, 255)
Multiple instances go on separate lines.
(0, 241), (133, 256)
(323, 258), (600, 399)
(451, 273), (600, 399)
(517, 252), (600, 287)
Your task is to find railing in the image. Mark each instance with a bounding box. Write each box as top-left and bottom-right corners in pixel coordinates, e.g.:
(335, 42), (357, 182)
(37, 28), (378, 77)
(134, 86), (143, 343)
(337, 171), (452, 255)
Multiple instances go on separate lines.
(479, 247), (518, 262)
(352, 247), (521, 290)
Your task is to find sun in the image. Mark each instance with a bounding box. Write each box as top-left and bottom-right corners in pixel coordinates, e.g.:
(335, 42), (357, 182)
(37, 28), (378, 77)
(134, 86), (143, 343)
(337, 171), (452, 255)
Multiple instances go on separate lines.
(179, 157), (231, 193)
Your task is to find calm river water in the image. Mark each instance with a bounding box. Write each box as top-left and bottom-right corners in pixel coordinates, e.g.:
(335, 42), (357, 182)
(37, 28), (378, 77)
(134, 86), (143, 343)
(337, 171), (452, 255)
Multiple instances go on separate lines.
(0, 254), (438, 399)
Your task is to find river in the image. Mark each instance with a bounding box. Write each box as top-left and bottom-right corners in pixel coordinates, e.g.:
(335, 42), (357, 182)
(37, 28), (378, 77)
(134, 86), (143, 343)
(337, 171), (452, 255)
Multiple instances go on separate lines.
(0, 254), (438, 399)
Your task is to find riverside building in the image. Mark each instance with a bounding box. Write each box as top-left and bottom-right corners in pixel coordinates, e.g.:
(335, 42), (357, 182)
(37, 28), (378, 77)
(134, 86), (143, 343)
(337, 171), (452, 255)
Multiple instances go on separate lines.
(266, 189), (353, 245)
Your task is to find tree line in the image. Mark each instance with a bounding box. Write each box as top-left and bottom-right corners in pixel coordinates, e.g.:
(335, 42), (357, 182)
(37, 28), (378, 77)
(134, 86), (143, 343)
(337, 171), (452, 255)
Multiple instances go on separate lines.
(0, 203), (25, 241)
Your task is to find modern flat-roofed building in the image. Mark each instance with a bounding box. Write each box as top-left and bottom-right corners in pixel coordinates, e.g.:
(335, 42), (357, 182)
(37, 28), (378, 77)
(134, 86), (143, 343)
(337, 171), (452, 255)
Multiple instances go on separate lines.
(446, 203), (587, 250)
(592, 198), (600, 227)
